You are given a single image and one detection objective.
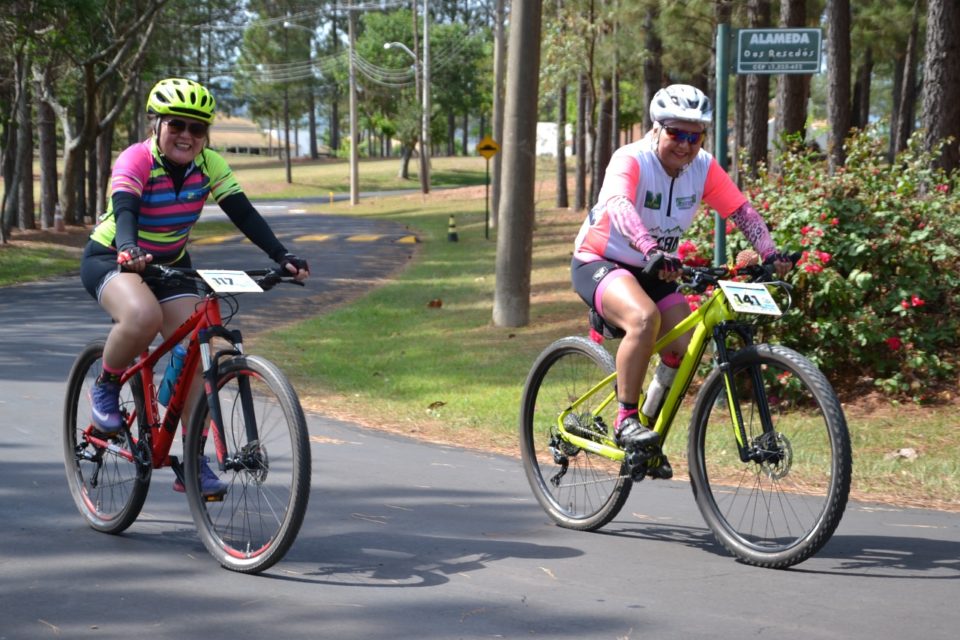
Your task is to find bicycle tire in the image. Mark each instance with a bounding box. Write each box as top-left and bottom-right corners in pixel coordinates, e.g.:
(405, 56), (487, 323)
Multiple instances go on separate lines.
(687, 344), (851, 568)
(519, 336), (632, 531)
(184, 354), (311, 573)
(62, 341), (151, 534)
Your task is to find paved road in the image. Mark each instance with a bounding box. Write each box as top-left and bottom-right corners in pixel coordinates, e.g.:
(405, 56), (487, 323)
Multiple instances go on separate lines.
(1, 205), (958, 639)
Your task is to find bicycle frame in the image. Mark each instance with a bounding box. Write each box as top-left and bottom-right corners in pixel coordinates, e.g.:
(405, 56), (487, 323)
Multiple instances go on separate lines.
(82, 292), (241, 473)
(556, 282), (771, 464)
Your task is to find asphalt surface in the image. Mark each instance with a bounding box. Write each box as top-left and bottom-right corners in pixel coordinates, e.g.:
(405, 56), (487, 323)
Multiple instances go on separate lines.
(1, 204), (958, 639)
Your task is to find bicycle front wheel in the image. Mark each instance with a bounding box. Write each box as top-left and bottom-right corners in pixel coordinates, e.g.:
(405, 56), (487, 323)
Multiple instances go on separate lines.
(520, 336), (632, 531)
(184, 355), (311, 574)
(688, 344), (851, 568)
(62, 341), (151, 534)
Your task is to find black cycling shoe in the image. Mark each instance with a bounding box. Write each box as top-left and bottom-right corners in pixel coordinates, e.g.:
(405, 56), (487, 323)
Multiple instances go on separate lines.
(615, 416), (660, 449)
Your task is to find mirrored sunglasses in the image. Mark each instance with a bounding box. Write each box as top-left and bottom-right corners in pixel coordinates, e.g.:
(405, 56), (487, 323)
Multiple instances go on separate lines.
(164, 118), (209, 138)
(663, 126), (705, 145)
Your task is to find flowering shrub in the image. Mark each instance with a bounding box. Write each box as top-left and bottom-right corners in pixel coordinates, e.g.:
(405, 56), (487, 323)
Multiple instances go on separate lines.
(687, 129), (960, 400)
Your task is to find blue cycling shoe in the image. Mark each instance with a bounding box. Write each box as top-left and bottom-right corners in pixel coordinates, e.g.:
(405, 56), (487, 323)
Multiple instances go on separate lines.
(89, 380), (123, 435)
(173, 456), (229, 496)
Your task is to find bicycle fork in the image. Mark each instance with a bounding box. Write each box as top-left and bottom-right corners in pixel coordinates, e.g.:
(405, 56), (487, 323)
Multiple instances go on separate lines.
(712, 325), (780, 465)
(199, 327), (266, 478)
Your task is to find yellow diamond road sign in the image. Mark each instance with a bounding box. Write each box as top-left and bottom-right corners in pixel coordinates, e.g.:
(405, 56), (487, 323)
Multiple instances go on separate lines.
(476, 135), (500, 159)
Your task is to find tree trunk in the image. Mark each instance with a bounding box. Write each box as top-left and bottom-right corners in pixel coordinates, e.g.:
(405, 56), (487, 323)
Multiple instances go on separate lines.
(851, 46), (873, 130)
(447, 110), (455, 156)
(493, 0), (542, 328)
(888, 54), (904, 161)
(921, 0), (960, 173)
(462, 112), (468, 156)
(732, 74), (746, 186)
(556, 83), (568, 208)
(16, 57), (35, 230)
(575, 72), (587, 211)
(774, 0), (810, 146)
(744, 0), (772, 177)
(36, 78), (58, 229)
(97, 124), (115, 217)
(894, 1), (921, 159)
(399, 145), (412, 179)
(642, 4), (662, 132)
(825, 0), (851, 172)
(592, 74), (613, 204)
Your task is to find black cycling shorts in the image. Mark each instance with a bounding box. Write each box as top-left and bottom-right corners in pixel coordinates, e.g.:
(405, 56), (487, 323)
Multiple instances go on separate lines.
(80, 241), (199, 303)
(571, 257), (680, 314)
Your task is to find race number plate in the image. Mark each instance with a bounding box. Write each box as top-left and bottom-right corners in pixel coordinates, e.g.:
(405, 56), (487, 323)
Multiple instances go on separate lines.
(197, 270), (263, 293)
(718, 280), (781, 316)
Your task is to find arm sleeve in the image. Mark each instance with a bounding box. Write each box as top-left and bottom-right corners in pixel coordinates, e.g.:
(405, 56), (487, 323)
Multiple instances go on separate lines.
(597, 153), (658, 255)
(219, 192), (289, 262)
(113, 191), (141, 252)
(608, 195), (659, 255)
(729, 202), (777, 259)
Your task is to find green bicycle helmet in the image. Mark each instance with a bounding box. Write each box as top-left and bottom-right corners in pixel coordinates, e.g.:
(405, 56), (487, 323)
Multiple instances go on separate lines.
(146, 78), (216, 124)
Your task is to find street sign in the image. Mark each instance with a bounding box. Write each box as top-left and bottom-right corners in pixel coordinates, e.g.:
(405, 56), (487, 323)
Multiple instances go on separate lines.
(476, 135), (500, 159)
(736, 28), (822, 74)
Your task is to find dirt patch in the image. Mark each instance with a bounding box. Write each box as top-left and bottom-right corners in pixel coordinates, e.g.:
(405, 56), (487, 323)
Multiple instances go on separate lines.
(4, 224), (91, 253)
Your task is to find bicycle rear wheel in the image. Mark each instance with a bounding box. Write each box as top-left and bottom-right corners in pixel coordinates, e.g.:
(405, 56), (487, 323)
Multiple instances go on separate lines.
(519, 336), (632, 531)
(184, 354), (311, 574)
(688, 344), (851, 568)
(62, 341), (151, 534)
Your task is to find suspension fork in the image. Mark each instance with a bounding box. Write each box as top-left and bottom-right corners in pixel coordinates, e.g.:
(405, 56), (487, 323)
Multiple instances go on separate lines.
(712, 323), (775, 463)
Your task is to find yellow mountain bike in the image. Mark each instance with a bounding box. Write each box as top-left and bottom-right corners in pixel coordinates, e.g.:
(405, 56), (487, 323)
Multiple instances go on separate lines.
(519, 257), (851, 569)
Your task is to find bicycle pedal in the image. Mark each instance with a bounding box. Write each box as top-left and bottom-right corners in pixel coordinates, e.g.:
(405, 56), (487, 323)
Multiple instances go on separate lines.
(203, 492), (226, 503)
(646, 456), (673, 480)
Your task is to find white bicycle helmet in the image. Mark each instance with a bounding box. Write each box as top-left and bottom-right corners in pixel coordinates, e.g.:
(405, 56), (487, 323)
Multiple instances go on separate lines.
(649, 84), (713, 126)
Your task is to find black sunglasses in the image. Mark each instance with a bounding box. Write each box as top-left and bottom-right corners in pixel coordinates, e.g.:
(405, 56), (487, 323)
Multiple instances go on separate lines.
(164, 118), (209, 138)
(663, 125), (705, 145)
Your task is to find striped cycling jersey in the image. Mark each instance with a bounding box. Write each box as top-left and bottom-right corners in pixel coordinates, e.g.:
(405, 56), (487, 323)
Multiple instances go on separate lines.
(574, 137), (747, 267)
(90, 138), (243, 263)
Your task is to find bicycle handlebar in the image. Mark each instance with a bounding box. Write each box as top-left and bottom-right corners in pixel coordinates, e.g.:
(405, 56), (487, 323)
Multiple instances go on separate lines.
(680, 251), (803, 293)
(139, 264), (304, 292)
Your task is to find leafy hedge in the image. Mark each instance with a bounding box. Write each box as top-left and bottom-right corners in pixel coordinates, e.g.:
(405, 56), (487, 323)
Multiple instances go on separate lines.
(687, 130), (960, 400)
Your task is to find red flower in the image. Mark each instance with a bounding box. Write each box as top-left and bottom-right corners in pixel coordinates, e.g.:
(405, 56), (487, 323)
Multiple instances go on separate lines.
(678, 240), (697, 259)
(830, 217), (839, 226)
(901, 299), (910, 309)
(911, 295), (925, 307)
(817, 251), (832, 264)
(936, 183), (949, 194)
(885, 337), (903, 351)
(801, 225), (812, 235)
(804, 263), (823, 273)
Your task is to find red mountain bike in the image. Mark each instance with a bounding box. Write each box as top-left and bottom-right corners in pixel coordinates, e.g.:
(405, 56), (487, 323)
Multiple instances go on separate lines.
(63, 264), (311, 574)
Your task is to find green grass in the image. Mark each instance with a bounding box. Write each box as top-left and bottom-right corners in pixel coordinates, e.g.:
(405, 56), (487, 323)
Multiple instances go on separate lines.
(0, 244), (79, 286)
(3, 155), (959, 511)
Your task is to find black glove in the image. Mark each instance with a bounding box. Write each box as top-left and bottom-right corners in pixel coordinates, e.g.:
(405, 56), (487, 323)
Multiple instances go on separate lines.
(279, 253), (309, 275)
(116, 245), (151, 271)
(762, 250), (794, 266)
(642, 250), (682, 278)
(763, 250), (796, 278)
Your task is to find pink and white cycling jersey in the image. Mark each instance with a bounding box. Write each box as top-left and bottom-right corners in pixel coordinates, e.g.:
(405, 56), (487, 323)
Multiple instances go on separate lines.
(574, 137), (747, 267)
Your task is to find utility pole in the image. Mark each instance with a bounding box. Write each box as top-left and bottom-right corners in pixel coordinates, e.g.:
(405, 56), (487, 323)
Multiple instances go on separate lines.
(348, 4), (359, 205)
(421, 0), (431, 193)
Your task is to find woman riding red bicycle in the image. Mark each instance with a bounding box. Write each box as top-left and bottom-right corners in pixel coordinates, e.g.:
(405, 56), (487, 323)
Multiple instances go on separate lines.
(79, 78), (309, 495)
